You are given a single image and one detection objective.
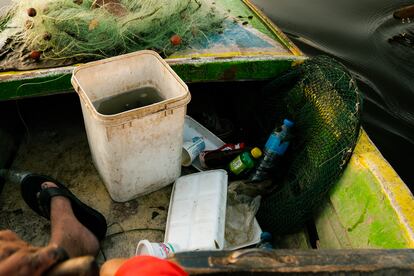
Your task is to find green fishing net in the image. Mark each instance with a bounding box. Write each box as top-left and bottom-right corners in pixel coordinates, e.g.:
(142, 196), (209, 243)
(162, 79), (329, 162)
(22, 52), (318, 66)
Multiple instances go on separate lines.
(255, 56), (362, 235)
(0, 0), (226, 65)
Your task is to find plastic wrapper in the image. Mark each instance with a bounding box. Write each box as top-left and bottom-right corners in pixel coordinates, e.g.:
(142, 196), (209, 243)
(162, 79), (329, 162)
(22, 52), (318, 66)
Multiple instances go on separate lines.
(224, 181), (261, 248)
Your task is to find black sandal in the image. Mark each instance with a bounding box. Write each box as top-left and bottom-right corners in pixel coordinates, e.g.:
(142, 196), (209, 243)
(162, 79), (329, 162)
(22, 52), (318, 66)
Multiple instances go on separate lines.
(20, 174), (107, 241)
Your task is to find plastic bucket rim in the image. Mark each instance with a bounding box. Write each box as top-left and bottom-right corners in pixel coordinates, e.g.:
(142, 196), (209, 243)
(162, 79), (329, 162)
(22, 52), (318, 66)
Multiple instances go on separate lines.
(72, 50), (188, 92)
(74, 81), (190, 124)
(71, 50), (190, 124)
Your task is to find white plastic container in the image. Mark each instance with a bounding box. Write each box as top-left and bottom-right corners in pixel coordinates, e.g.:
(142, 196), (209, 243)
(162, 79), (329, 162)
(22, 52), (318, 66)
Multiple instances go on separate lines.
(136, 240), (178, 259)
(181, 137), (205, 167)
(71, 51), (191, 202)
(164, 170), (228, 251)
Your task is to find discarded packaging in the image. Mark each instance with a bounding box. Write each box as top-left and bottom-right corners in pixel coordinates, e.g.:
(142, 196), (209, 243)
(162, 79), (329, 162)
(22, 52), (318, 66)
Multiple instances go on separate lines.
(199, 143), (246, 169)
(183, 116), (225, 171)
(229, 147), (262, 176)
(71, 50), (191, 202)
(164, 170), (228, 251)
(224, 186), (262, 250)
(250, 118), (294, 182)
(182, 137), (206, 167)
(136, 240), (178, 259)
(256, 232), (273, 249)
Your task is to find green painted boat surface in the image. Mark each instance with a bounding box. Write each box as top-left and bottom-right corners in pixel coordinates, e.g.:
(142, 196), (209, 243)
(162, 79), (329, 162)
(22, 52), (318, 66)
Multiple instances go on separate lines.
(0, 0), (304, 101)
(0, 0), (412, 250)
(315, 129), (414, 249)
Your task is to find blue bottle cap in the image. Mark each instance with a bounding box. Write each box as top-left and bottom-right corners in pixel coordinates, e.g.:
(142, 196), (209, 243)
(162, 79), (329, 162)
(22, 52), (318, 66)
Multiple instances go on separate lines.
(260, 232), (272, 242)
(283, 119), (294, 128)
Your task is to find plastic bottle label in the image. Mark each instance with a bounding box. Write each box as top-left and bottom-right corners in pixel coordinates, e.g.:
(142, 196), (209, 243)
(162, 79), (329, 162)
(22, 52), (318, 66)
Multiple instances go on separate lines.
(182, 137), (206, 166)
(229, 156), (246, 175)
(265, 134), (290, 155)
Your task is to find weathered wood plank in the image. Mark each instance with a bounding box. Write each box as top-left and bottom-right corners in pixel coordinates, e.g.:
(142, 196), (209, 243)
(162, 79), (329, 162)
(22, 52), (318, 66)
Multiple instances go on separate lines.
(172, 249), (414, 275)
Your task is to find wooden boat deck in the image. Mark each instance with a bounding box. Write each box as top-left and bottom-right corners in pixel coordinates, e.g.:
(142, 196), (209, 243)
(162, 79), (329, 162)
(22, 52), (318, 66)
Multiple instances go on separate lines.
(0, 0), (413, 263)
(0, 95), (171, 263)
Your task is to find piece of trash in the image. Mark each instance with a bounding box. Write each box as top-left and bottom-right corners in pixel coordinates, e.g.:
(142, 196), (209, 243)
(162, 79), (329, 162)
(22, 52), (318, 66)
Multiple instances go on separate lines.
(183, 116), (225, 171)
(229, 147), (262, 176)
(71, 51), (190, 202)
(199, 143), (246, 169)
(256, 232), (273, 249)
(164, 170), (228, 251)
(136, 240), (178, 259)
(0, 169), (31, 184)
(250, 119), (294, 183)
(182, 137), (206, 167)
(224, 181), (262, 250)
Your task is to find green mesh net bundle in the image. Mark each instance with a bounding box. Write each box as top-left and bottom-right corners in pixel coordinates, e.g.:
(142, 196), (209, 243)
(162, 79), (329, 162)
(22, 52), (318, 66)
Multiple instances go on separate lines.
(0, 0), (226, 69)
(255, 56), (362, 235)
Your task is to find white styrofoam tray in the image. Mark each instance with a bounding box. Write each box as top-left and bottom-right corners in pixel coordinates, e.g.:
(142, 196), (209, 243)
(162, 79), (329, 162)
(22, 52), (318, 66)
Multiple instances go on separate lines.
(164, 170), (228, 251)
(181, 116), (262, 250)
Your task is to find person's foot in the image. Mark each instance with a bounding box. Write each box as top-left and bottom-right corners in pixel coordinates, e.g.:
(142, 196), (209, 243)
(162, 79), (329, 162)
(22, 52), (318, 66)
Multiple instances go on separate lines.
(41, 182), (100, 258)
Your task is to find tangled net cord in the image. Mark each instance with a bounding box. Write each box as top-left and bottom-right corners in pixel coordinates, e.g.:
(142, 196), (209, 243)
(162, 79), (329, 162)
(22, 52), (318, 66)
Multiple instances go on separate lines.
(255, 56), (362, 235)
(0, 0), (226, 61)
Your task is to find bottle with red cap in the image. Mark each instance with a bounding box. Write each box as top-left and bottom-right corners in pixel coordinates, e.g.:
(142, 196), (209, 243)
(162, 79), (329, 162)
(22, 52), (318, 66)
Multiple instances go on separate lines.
(199, 143), (246, 169)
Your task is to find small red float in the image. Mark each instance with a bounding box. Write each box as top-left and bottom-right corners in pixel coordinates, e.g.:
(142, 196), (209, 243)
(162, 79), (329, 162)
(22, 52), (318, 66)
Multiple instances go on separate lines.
(27, 8), (37, 17)
(170, 34), (182, 46)
(29, 50), (41, 61)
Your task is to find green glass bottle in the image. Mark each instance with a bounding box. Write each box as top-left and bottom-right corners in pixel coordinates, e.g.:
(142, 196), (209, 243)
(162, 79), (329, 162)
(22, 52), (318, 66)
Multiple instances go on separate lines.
(229, 147), (262, 175)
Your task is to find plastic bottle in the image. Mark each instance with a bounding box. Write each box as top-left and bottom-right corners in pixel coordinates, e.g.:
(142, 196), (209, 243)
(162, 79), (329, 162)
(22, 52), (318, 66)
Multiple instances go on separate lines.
(200, 148), (247, 169)
(256, 232), (273, 249)
(229, 147), (262, 176)
(250, 119), (294, 182)
(199, 143), (246, 169)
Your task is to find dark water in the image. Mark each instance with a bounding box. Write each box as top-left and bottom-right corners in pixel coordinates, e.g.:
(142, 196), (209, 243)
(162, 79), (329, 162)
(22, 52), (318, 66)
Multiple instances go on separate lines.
(252, 0), (414, 184)
(94, 86), (164, 115)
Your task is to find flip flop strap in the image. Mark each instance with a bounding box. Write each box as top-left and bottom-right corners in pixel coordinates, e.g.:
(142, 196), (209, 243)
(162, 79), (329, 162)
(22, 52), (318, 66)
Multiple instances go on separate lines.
(38, 187), (71, 219)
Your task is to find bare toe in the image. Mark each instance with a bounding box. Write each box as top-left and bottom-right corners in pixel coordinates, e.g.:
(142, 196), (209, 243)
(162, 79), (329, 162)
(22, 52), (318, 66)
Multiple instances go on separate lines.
(41, 181), (58, 189)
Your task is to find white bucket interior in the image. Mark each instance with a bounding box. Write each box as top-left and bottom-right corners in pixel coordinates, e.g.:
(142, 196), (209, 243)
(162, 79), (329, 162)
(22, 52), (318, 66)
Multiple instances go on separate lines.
(73, 51), (188, 116)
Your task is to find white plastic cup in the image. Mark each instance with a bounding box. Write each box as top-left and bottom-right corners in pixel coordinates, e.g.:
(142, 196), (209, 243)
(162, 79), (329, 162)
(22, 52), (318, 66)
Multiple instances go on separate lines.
(136, 240), (178, 259)
(182, 137), (206, 167)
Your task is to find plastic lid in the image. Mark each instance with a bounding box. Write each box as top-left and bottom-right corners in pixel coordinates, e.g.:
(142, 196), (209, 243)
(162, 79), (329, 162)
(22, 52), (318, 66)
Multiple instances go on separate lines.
(251, 147), (263, 159)
(283, 119), (294, 128)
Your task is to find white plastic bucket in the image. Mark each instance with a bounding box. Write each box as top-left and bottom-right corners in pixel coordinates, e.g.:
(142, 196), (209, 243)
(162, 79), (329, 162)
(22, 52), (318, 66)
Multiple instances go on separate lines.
(136, 240), (178, 259)
(71, 51), (191, 202)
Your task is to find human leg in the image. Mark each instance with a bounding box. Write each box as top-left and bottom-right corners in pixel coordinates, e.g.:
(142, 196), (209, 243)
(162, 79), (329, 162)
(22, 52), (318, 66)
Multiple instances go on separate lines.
(44, 181), (99, 257)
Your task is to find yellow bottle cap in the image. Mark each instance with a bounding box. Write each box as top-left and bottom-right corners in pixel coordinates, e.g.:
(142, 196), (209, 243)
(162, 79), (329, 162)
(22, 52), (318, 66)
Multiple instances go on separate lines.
(251, 147), (262, 159)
